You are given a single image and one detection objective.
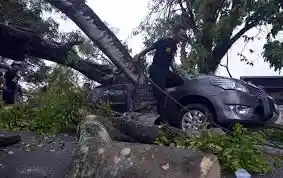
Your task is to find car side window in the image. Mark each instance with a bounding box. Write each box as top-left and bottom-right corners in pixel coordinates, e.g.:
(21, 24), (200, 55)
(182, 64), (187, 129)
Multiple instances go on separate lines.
(108, 84), (128, 95)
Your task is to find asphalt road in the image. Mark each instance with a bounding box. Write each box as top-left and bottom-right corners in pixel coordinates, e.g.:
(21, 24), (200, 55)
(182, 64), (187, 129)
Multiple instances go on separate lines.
(0, 131), (77, 178)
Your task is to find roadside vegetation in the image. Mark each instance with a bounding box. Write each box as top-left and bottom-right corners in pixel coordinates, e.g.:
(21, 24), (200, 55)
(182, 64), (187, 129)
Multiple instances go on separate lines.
(0, 65), (111, 135)
(156, 124), (282, 174)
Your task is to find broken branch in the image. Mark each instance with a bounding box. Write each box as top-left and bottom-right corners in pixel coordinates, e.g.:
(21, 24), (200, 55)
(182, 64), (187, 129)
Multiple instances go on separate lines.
(0, 22), (116, 84)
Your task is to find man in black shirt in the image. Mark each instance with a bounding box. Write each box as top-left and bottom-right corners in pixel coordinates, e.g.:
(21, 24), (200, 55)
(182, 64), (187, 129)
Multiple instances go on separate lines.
(134, 25), (187, 125)
(3, 62), (21, 106)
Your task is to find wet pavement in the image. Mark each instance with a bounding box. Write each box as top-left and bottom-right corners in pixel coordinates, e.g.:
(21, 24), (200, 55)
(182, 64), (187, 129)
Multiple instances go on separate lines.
(0, 131), (77, 178)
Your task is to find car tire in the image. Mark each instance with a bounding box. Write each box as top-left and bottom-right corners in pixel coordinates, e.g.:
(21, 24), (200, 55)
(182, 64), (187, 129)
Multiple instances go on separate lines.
(169, 103), (215, 132)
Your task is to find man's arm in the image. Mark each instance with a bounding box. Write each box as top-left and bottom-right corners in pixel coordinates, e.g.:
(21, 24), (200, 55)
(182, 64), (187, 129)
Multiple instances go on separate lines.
(136, 45), (154, 59)
(134, 39), (162, 61)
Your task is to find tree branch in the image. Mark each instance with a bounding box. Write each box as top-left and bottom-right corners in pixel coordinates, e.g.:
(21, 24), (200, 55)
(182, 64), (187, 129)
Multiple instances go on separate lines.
(232, 0), (240, 9)
(47, 0), (138, 85)
(0, 23), (115, 84)
(177, 0), (197, 32)
(219, 53), (232, 78)
(207, 22), (255, 72)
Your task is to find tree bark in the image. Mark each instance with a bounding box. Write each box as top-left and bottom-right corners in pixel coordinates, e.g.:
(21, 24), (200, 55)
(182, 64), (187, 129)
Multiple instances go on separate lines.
(0, 22), (115, 84)
(72, 115), (221, 178)
(47, 0), (139, 85)
(207, 23), (255, 73)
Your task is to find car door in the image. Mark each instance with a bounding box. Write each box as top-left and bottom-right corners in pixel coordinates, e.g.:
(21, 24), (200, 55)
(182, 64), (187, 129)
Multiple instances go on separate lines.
(104, 84), (130, 113)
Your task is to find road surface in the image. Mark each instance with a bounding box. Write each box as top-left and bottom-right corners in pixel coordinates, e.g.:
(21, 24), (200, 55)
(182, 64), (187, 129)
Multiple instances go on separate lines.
(0, 131), (76, 178)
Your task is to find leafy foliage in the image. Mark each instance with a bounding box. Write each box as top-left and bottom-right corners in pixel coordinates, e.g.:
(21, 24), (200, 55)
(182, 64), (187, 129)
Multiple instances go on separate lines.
(0, 65), (85, 134)
(136, 0), (283, 73)
(0, 91), (82, 134)
(0, 64), (115, 135)
(263, 41), (283, 73)
(156, 124), (280, 174)
(89, 101), (115, 117)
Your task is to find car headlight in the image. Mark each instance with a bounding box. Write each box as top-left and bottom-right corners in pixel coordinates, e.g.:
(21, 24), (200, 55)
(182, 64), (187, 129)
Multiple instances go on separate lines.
(210, 78), (248, 92)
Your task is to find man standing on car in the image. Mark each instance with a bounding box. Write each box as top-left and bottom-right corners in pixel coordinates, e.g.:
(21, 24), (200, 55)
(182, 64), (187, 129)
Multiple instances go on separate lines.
(134, 25), (187, 126)
(3, 62), (21, 107)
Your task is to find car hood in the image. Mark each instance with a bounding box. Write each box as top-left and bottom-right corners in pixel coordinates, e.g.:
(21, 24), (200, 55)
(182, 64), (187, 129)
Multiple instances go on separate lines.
(183, 73), (260, 90)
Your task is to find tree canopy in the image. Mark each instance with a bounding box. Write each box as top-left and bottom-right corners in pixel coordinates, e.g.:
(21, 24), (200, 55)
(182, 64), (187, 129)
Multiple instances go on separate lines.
(135, 0), (283, 74)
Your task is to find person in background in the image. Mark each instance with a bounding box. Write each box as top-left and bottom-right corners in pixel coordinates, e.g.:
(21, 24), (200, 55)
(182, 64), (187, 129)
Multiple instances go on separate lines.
(134, 25), (187, 126)
(3, 62), (21, 107)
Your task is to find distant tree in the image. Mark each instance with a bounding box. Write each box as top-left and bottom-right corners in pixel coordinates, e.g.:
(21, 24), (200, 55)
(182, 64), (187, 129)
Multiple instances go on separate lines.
(134, 0), (283, 74)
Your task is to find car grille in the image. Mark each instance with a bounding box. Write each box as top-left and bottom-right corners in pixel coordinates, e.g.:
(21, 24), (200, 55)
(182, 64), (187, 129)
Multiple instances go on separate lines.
(244, 83), (278, 118)
(245, 84), (265, 99)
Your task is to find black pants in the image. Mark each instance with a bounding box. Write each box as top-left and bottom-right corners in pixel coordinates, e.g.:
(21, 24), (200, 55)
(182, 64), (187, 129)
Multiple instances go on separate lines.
(149, 68), (184, 122)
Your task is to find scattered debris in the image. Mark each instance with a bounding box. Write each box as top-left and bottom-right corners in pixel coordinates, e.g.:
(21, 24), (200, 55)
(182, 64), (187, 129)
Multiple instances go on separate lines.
(7, 150), (14, 155)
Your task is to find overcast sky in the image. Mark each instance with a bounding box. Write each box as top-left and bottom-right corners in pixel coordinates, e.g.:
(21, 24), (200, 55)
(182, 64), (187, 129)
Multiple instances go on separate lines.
(52, 0), (282, 79)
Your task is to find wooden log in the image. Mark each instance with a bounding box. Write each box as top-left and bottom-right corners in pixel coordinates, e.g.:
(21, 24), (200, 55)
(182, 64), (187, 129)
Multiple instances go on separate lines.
(68, 114), (221, 178)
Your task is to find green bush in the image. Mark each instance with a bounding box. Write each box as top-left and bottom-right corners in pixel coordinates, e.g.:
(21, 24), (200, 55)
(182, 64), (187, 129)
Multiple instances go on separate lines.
(0, 85), (85, 134)
(0, 65), (115, 135)
(89, 100), (114, 117)
(0, 66), (91, 135)
(155, 124), (279, 174)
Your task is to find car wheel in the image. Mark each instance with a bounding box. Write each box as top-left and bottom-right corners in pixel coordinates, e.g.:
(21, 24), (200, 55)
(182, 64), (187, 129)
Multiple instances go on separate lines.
(173, 103), (214, 133)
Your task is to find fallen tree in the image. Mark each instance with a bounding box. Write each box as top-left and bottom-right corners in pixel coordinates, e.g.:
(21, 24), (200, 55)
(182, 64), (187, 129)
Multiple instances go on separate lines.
(0, 22), (116, 84)
(0, 0), (146, 85)
(46, 0), (143, 85)
(69, 115), (220, 178)
(93, 114), (185, 144)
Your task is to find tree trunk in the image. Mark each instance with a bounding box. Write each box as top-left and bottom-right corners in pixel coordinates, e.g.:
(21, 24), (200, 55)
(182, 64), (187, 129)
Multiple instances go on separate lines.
(47, 0), (139, 85)
(0, 22), (115, 84)
(71, 115), (221, 178)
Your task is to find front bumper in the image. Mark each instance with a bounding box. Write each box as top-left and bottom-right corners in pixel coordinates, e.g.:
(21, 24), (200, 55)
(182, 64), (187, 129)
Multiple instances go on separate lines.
(212, 88), (279, 126)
